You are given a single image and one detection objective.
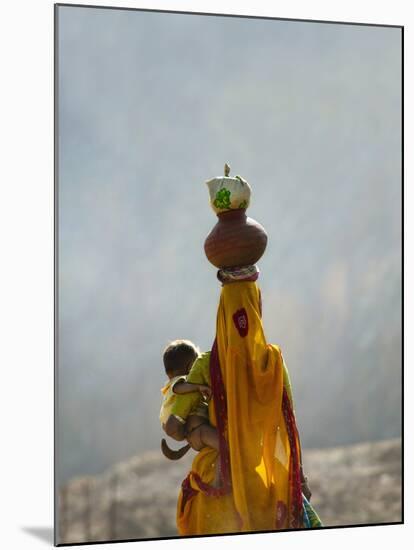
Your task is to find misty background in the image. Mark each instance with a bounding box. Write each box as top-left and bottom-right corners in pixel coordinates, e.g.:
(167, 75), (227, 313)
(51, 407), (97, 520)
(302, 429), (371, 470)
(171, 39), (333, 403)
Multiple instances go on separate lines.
(57, 7), (401, 485)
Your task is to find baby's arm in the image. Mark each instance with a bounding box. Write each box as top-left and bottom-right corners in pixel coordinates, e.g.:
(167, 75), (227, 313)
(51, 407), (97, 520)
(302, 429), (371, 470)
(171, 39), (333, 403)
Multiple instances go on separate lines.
(173, 381), (212, 400)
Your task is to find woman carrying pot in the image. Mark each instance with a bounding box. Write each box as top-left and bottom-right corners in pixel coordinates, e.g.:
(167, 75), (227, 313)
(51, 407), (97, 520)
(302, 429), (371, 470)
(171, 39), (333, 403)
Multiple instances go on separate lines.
(165, 167), (322, 535)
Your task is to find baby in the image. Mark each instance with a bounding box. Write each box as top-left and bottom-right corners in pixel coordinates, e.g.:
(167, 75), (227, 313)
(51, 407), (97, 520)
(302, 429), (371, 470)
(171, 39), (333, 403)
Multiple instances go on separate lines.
(160, 339), (219, 455)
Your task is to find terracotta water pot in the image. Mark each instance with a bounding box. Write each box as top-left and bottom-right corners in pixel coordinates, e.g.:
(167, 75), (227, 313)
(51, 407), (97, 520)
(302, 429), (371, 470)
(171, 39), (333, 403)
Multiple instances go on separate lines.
(204, 209), (268, 268)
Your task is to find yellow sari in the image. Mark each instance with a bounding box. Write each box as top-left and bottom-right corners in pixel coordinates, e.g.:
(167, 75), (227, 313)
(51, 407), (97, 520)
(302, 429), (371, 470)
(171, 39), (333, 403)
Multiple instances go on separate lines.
(177, 281), (305, 535)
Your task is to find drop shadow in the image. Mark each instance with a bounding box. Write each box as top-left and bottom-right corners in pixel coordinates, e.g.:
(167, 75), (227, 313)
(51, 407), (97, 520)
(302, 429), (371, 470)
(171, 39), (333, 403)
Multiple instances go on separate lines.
(22, 526), (54, 545)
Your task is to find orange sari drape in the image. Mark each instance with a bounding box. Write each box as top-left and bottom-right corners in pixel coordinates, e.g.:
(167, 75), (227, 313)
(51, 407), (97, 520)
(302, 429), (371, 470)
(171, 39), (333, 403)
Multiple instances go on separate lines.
(177, 281), (303, 535)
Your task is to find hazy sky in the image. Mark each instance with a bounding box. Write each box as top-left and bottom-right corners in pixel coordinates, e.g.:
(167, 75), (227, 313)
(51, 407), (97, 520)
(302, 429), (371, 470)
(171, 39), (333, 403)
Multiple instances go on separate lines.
(57, 6), (401, 483)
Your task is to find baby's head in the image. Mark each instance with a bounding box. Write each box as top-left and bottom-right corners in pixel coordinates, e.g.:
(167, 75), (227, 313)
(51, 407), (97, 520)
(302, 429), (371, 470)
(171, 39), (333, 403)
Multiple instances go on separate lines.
(163, 339), (200, 379)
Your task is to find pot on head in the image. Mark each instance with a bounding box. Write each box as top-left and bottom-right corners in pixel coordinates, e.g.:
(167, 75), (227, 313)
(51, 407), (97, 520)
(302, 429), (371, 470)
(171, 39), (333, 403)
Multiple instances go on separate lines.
(204, 165), (268, 269)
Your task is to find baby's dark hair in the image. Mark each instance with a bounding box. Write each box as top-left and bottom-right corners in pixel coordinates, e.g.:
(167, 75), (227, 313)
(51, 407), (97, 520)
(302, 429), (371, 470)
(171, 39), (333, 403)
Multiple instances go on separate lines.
(163, 339), (200, 377)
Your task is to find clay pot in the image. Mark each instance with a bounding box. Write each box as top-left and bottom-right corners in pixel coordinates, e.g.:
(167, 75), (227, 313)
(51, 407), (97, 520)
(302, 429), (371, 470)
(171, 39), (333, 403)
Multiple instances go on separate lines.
(204, 209), (268, 268)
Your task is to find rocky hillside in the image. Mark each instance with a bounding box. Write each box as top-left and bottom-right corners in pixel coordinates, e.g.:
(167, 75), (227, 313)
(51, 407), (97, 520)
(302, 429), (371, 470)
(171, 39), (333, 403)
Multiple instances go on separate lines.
(57, 438), (402, 545)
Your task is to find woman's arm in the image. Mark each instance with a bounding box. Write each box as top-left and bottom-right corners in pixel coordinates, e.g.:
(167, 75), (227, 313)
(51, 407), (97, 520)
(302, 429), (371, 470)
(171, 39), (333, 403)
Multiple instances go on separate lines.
(282, 355), (294, 407)
(282, 353), (312, 500)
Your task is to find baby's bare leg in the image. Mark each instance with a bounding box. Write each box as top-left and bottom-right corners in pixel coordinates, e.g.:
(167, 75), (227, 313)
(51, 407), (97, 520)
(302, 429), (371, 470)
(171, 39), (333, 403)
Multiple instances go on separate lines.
(185, 416), (207, 451)
(186, 418), (221, 487)
(188, 424), (220, 487)
(186, 416), (219, 452)
(198, 424), (219, 451)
